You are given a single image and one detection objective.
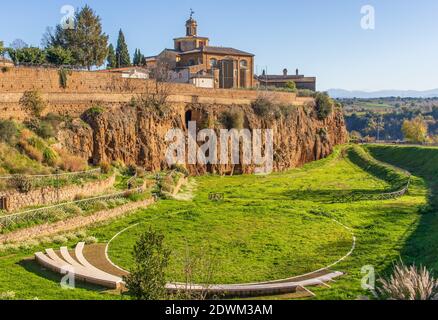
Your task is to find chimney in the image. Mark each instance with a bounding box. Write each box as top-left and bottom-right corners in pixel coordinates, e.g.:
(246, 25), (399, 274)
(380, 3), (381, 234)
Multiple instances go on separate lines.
(283, 68), (288, 76)
(296, 68), (299, 76)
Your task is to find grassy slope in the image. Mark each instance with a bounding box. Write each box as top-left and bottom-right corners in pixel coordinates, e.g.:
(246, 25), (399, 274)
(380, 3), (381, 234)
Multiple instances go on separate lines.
(365, 145), (438, 272)
(0, 145), (432, 299)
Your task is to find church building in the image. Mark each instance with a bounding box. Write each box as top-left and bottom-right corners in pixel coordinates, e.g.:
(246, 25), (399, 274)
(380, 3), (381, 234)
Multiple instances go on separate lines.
(146, 12), (255, 89)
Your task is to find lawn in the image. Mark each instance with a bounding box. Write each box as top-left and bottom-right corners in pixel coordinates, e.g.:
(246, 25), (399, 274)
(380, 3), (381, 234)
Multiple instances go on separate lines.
(0, 145), (434, 299)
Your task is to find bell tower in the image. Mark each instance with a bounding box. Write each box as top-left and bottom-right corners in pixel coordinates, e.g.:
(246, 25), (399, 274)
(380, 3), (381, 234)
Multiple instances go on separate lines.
(186, 9), (197, 36)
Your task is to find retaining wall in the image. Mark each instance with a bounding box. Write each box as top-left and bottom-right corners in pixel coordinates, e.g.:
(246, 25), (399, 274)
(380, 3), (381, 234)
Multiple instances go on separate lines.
(0, 174), (116, 212)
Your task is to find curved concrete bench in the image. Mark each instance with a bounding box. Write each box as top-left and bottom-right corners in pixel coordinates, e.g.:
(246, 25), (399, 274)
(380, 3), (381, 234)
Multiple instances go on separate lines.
(36, 242), (344, 297)
(35, 242), (123, 290)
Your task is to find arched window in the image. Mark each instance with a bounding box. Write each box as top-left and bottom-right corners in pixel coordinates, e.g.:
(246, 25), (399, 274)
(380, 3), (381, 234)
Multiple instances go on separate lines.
(240, 60), (248, 69)
(210, 58), (218, 68)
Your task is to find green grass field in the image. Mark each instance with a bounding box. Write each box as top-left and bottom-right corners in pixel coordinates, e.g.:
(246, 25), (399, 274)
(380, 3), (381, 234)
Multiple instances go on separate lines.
(0, 145), (436, 300)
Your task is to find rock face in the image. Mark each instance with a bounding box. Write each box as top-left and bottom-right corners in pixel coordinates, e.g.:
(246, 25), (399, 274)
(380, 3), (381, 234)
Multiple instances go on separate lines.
(58, 102), (348, 175)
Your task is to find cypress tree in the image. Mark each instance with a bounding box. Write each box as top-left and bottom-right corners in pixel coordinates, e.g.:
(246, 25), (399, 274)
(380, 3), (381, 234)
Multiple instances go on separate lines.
(116, 29), (130, 68)
(107, 44), (116, 68)
(133, 48), (139, 66)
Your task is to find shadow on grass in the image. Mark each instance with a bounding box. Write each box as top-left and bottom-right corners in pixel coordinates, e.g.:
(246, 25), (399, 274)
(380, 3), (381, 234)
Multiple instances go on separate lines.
(366, 145), (438, 275)
(282, 188), (390, 203)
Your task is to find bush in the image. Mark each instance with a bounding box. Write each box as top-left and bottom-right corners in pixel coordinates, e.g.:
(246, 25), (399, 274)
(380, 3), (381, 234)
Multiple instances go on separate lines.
(36, 121), (56, 139)
(43, 148), (58, 166)
(54, 147), (87, 172)
(52, 235), (68, 244)
(58, 68), (71, 89)
(171, 164), (189, 177)
(99, 161), (112, 174)
(315, 92), (334, 120)
(10, 175), (33, 193)
(251, 97), (274, 117)
(378, 261), (438, 300)
(297, 89), (315, 97)
(220, 110), (244, 130)
(84, 236), (98, 244)
(84, 106), (104, 118)
(0, 120), (18, 144)
(18, 139), (43, 162)
(19, 90), (46, 118)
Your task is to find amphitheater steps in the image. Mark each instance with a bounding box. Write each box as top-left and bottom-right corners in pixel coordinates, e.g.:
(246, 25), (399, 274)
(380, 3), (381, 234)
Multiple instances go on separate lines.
(35, 242), (343, 298)
(35, 242), (123, 290)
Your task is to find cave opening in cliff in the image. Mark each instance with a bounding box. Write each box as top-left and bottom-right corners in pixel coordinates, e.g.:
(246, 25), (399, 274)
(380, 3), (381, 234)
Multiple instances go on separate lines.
(185, 110), (192, 129)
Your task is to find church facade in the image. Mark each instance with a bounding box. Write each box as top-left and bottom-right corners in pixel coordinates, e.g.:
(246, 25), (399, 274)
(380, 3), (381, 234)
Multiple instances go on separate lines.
(146, 14), (255, 89)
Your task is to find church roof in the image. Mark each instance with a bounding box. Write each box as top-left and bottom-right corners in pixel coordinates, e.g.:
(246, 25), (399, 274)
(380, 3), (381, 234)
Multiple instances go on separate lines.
(180, 46), (254, 57)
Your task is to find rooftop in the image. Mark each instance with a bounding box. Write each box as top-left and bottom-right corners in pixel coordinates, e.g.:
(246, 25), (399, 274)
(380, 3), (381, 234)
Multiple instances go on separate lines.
(180, 46), (254, 57)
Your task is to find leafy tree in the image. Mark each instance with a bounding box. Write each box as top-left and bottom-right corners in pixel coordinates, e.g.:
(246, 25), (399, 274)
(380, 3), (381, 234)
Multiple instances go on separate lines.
(124, 228), (171, 300)
(402, 116), (428, 143)
(106, 43), (116, 68)
(0, 120), (18, 144)
(6, 47), (46, 65)
(315, 92), (334, 120)
(133, 48), (144, 66)
(19, 90), (46, 118)
(45, 46), (73, 65)
(285, 81), (297, 92)
(46, 5), (109, 70)
(116, 29), (131, 68)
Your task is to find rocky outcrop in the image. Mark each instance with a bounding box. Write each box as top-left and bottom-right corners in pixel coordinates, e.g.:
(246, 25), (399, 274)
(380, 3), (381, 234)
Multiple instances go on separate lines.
(58, 101), (348, 175)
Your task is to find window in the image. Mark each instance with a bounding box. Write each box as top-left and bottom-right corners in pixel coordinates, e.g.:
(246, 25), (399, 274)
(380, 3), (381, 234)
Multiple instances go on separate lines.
(240, 60), (248, 69)
(210, 58), (218, 68)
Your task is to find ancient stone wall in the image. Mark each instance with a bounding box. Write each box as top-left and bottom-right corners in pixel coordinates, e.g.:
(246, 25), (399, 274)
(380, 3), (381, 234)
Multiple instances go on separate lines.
(0, 174), (115, 212)
(0, 67), (311, 120)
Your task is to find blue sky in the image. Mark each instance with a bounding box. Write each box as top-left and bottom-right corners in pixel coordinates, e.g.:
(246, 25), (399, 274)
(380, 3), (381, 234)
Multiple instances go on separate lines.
(0, 0), (437, 91)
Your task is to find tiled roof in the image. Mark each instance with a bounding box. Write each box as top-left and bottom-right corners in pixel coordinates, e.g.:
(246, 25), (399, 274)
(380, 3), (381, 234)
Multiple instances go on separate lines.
(180, 46), (254, 56)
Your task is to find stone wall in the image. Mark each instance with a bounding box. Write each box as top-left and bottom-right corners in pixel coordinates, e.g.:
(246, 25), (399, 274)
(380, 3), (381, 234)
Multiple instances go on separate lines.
(0, 174), (115, 212)
(0, 67), (312, 120)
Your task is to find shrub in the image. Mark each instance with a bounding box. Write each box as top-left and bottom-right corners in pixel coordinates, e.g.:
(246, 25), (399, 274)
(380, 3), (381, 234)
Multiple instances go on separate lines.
(251, 97), (274, 117)
(0, 291), (16, 300)
(91, 200), (108, 212)
(315, 92), (334, 120)
(19, 90), (46, 118)
(74, 230), (87, 239)
(18, 139), (43, 162)
(58, 68), (70, 89)
(84, 236), (98, 244)
(84, 106), (104, 118)
(220, 110), (244, 130)
(99, 161), (112, 174)
(297, 89), (315, 97)
(54, 147), (87, 172)
(171, 164), (189, 177)
(1, 67), (10, 73)
(0, 120), (18, 144)
(10, 175), (33, 193)
(63, 204), (83, 216)
(36, 121), (56, 139)
(378, 261), (438, 300)
(52, 235), (68, 244)
(43, 148), (58, 166)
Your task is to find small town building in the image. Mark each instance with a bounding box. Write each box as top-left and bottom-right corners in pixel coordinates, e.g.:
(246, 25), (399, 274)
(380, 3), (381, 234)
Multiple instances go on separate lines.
(257, 68), (316, 91)
(148, 12), (255, 89)
(97, 67), (149, 79)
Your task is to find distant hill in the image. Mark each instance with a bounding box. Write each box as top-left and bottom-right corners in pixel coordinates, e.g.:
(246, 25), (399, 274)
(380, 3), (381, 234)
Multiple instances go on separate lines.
(328, 88), (438, 99)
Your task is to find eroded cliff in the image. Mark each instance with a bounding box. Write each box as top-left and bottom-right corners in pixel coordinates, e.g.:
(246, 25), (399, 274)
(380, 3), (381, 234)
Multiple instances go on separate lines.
(58, 100), (348, 175)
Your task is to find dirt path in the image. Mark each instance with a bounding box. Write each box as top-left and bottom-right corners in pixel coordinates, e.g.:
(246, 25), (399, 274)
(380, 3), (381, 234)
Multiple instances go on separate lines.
(0, 198), (155, 244)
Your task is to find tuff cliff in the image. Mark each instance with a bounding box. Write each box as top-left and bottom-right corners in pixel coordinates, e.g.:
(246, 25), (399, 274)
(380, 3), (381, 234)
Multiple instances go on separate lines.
(58, 100), (348, 175)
